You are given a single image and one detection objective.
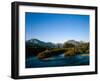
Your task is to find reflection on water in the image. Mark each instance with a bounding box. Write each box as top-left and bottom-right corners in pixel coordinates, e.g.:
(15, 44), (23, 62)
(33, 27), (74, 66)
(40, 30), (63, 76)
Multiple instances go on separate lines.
(26, 53), (89, 68)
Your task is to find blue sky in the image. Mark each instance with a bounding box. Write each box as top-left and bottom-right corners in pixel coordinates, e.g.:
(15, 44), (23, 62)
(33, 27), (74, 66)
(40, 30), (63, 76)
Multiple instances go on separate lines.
(25, 12), (89, 43)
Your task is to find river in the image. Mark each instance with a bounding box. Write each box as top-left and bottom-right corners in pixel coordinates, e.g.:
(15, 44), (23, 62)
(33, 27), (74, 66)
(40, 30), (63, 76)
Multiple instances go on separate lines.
(26, 54), (89, 68)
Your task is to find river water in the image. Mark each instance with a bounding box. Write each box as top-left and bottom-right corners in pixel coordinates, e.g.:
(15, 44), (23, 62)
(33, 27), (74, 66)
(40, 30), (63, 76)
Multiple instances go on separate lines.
(26, 54), (89, 68)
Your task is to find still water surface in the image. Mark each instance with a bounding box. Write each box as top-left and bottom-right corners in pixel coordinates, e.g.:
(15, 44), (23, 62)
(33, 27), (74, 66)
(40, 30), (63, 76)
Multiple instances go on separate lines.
(26, 53), (89, 68)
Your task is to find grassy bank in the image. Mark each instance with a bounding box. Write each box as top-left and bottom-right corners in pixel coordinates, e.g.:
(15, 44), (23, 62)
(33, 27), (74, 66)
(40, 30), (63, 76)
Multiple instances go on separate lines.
(37, 47), (89, 59)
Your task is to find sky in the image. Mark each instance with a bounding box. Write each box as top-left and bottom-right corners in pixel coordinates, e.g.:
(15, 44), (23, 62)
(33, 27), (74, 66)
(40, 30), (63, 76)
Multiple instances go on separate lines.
(25, 12), (90, 43)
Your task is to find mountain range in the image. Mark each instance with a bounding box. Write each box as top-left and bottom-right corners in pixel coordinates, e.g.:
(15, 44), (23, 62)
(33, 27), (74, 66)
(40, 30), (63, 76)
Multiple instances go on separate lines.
(26, 39), (87, 48)
(26, 39), (56, 48)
